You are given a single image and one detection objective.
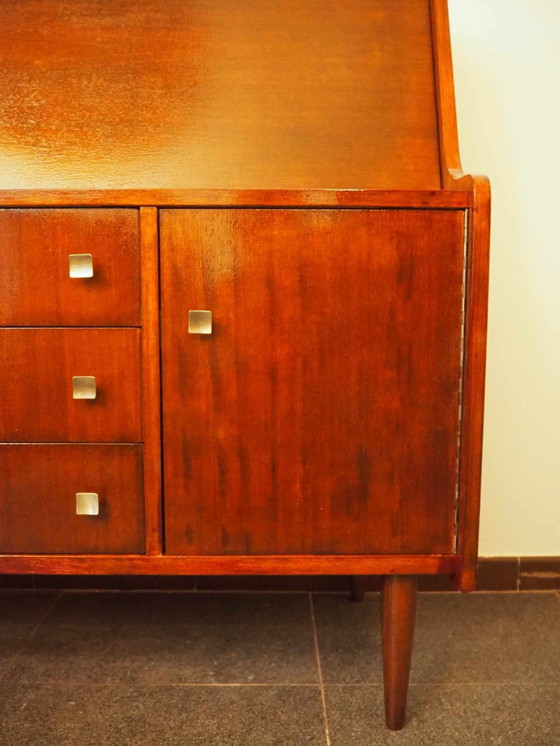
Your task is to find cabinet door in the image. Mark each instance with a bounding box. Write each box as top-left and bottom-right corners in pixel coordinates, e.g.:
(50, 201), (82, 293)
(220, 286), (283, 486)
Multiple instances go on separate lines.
(160, 209), (465, 555)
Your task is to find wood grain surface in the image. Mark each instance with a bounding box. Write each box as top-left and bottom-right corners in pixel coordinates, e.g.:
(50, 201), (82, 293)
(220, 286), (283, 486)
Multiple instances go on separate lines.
(382, 575), (417, 729)
(0, 0), (440, 190)
(0, 444), (144, 554)
(0, 553), (458, 576)
(139, 207), (163, 554)
(0, 208), (140, 326)
(161, 208), (466, 556)
(0, 189), (471, 209)
(456, 176), (491, 590)
(0, 329), (142, 442)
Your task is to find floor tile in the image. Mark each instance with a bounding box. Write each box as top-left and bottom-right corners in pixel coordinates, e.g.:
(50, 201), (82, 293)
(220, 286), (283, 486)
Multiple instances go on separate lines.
(0, 683), (327, 746)
(312, 593), (381, 684)
(41, 591), (180, 627)
(411, 592), (560, 684)
(7, 625), (128, 685)
(0, 591), (58, 677)
(324, 684), (560, 746)
(46, 591), (312, 628)
(113, 619), (317, 684)
(9, 592), (318, 685)
(0, 591), (59, 626)
(313, 592), (560, 685)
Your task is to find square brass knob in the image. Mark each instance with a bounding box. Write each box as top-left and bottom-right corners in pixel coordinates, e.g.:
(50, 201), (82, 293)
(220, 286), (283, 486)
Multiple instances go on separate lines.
(72, 376), (97, 399)
(76, 492), (99, 515)
(69, 253), (94, 278)
(188, 310), (212, 334)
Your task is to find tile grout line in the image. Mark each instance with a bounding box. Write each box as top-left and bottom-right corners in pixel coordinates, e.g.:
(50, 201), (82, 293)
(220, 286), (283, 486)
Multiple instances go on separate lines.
(309, 593), (332, 746)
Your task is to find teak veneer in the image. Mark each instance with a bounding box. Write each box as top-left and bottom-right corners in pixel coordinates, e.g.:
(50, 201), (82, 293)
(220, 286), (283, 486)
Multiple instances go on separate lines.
(0, 0), (490, 730)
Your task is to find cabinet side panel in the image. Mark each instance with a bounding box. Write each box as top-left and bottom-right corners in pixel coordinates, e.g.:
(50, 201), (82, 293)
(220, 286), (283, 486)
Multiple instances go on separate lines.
(456, 178), (491, 590)
(161, 209), (465, 556)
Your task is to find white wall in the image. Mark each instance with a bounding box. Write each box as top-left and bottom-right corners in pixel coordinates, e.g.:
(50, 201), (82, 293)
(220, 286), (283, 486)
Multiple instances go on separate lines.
(447, 0), (560, 556)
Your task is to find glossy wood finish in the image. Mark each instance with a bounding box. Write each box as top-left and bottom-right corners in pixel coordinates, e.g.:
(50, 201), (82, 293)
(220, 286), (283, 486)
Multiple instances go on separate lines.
(161, 208), (465, 556)
(0, 329), (142, 442)
(0, 445), (144, 554)
(0, 189), (471, 208)
(0, 2), (491, 733)
(0, 209), (140, 326)
(430, 0), (464, 189)
(139, 207), (163, 554)
(456, 177), (491, 591)
(0, 0), (440, 191)
(0, 554), (458, 576)
(382, 575), (417, 730)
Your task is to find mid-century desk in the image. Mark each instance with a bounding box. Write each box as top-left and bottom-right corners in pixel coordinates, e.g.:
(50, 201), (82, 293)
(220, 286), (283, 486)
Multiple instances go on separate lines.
(0, 0), (490, 729)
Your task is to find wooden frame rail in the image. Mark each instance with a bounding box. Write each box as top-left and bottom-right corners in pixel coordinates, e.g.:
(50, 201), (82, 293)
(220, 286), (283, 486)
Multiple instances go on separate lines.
(0, 554), (459, 576)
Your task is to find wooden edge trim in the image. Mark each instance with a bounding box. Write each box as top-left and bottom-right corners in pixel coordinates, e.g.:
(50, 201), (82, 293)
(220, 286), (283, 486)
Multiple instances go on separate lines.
(3, 557), (557, 591)
(0, 554), (459, 576)
(0, 189), (471, 208)
(139, 207), (163, 555)
(455, 176), (491, 591)
(429, 0), (470, 190)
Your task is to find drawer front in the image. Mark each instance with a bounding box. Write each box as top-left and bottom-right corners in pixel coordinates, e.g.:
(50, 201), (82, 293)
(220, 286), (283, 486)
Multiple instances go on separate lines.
(0, 209), (140, 326)
(0, 329), (142, 442)
(0, 445), (144, 554)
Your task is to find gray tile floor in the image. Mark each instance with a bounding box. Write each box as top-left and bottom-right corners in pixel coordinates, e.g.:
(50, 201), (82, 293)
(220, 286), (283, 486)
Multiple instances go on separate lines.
(0, 590), (558, 745)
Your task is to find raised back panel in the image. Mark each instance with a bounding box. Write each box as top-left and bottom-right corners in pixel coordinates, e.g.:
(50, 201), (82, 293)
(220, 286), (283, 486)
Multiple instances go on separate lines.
(0, 0), (441, 190)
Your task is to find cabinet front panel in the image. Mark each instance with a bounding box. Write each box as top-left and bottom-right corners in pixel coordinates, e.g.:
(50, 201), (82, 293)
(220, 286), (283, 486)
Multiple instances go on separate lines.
(0, 209), (140, 326)
(0, 329), (142, 442)
(161, 209), (465, 555)
(0, 445), (144, 554)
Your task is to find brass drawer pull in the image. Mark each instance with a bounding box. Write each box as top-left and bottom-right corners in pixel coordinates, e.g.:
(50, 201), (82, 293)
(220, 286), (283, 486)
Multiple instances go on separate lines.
(76, 492), (99, 515)
(188, 310), (212, 334)
(72, 376), (97, 400)
(69, 253), (94, 278)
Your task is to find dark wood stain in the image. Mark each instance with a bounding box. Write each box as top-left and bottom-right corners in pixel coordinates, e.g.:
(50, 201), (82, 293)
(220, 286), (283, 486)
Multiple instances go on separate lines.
(0, 0), (491, 729)
(161, 208), (465, 556)
(0, 208), (140, 326)
(0, 329), (142, 442)
(0, 444), (144, 554)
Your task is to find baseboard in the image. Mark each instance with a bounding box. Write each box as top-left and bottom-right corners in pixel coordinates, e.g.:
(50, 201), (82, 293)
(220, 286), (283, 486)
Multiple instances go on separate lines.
(1, 557), (559, 591)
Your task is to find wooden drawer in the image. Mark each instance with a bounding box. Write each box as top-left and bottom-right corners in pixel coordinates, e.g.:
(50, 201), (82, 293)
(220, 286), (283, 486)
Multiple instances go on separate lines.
(0, 329), (142, 442)
(0, 209), (140, 326)
(0, 445), (144, 554)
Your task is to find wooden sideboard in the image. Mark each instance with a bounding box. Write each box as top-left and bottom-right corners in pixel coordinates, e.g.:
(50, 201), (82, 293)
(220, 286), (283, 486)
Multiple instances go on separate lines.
(0, 0), (490, 729)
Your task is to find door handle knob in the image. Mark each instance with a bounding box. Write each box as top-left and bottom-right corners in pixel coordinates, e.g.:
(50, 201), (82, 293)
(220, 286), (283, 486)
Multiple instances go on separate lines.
(76, 492), (99, 515)
(72, 376), (97, 399)
(69, 253), (94, 278)
(188, 310), (212, 334)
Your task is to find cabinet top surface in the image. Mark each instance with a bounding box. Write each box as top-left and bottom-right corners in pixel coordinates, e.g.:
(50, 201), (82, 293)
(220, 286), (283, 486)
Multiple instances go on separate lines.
(0, 0), (444, 192)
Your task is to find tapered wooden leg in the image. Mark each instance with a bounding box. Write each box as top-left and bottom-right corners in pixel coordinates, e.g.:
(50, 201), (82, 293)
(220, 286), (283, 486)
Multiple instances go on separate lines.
(381, 574), (417, 730)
